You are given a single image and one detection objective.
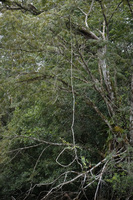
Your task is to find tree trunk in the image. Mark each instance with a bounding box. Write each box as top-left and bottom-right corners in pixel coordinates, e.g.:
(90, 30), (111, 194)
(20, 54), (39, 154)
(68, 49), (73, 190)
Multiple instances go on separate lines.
(98, 46), (114, 102)
(98, 45), (115, 117)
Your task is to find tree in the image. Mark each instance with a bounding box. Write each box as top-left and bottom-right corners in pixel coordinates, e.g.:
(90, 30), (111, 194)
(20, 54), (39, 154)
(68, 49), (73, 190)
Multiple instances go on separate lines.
(0, 0), (133, 199)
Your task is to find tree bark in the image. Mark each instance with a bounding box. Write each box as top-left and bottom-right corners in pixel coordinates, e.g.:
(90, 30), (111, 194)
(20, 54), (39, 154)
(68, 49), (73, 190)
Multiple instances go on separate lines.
(98, 45), (115, 116)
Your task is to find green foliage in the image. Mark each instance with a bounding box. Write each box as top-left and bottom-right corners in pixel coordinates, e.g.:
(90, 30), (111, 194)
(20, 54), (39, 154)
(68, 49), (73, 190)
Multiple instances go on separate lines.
(0, 0), (133, 199)
(104, 153), (133, 199)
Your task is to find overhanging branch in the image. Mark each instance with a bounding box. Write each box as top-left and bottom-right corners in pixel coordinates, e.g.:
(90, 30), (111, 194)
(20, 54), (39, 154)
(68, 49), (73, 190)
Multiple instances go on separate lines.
(66, 21), (99, 40)
(0, 1), (43, 15)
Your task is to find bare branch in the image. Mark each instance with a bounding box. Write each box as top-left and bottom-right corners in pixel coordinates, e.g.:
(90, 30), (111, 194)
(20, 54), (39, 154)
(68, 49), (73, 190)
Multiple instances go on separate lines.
(77, 0), (95, 29)
(94, 160), (108, 200)
(38, 149), (126, 200)
(14, 135), (73, 147)
(98, 1), (109, 38)
(70, 16), (83, 169)
(56, 147), (76, 167)
(32, 146), (50, 176)
(23, 146), (50, 200)
(7, 143), (43, 153)
(85, 0), (95, 28)
(40, 157), (107, 200)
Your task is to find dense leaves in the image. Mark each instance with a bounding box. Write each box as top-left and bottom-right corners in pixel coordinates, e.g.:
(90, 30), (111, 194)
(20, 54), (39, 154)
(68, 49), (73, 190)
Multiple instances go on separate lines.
(0, 0), (133, 200)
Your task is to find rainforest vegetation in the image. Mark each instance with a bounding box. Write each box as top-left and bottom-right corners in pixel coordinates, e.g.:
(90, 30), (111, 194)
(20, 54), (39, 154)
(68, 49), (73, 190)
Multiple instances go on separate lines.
(0, 0), (133, 199)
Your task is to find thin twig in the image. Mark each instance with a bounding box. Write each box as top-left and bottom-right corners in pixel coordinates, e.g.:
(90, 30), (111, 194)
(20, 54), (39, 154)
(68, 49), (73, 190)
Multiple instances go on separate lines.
(70, 16), (83, 169)
(7, 143), (43, 153)
(94, 160), (108, 200)
(56, 147), (76, 167)
(85, 0), (95, 28)
(23, 146), (50, 200)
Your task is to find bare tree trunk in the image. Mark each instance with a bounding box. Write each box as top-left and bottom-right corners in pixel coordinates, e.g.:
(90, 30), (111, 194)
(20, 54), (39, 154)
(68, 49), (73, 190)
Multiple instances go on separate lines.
(97, 20), (115, 117)
(130, 74), (133, 145)
(98, 46), (114, 101)
(98, 45), (115, 117)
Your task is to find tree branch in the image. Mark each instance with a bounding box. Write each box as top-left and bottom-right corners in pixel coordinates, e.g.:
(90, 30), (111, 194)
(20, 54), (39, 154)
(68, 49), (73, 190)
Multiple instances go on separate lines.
(0, 1), (43, 15)
(66, 21), (99, 40)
